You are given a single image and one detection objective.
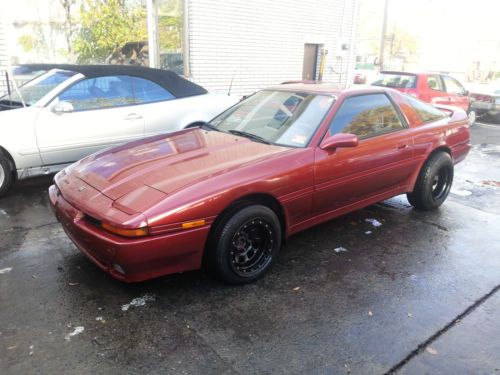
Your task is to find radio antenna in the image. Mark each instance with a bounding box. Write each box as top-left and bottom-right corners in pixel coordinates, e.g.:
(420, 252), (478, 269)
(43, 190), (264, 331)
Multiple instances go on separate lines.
(228, 71), (235, 96)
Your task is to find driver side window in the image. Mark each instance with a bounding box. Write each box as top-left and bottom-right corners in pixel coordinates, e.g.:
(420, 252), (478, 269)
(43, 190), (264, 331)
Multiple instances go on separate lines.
(329, 94), (405, 139)
(58, 75), (134, 111)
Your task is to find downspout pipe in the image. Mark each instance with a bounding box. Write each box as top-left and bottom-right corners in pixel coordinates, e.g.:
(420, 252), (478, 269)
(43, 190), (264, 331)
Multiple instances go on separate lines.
(345, 0), (359, 88)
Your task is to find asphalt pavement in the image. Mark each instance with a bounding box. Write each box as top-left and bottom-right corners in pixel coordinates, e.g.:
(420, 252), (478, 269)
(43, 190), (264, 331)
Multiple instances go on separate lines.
(0, 121), (499, 375)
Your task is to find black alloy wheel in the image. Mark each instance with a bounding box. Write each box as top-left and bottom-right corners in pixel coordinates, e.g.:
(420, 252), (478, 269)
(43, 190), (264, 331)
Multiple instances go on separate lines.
(208, 205), (282, 284)
(229, 218), (275, 278)
(407, 151), (454, 210)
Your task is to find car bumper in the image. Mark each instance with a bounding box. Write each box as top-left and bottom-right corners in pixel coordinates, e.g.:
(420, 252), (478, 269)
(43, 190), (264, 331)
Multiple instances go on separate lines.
(471, 101), (500, 115)
(49, 185), (210, 282)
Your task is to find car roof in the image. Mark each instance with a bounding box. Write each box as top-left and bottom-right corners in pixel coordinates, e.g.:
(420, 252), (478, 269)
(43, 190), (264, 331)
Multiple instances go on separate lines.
(266, 82), (393, 97)
(380, 70), (424, 76)
(24, 64), (208, 98)
(380, 70), (459, 78)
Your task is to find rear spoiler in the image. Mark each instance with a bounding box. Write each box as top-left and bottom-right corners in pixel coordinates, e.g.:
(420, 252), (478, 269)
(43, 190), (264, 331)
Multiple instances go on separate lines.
(433, 104), (468, 123)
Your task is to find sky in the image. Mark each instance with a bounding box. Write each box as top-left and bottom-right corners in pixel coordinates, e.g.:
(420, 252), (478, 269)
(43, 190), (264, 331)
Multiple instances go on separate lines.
(359, 0), (500, 72)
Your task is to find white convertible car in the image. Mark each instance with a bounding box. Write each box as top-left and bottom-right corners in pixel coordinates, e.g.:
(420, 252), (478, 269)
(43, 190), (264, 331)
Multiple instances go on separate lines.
(0, 65), (238, 196)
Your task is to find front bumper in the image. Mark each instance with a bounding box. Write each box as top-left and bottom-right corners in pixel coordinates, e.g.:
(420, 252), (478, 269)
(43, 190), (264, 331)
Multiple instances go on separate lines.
(49, 185), (210, 282)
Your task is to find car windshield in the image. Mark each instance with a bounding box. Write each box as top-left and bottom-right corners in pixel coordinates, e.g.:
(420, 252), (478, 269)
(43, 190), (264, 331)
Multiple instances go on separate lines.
(0, 70), (75, 106)
(371, 73), (417, 89)
(209, 90), (335, 147)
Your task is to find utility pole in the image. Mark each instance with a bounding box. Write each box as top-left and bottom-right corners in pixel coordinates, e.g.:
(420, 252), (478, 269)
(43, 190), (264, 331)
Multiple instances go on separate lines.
(379, 0), (389, 71)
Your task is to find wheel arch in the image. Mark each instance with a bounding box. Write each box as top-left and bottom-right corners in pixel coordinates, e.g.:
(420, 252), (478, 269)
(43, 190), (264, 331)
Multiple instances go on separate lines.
(408, 145), (452, 192)
(207, 192), (288, 246)
(0, 146), (17, 179)
(428, 145), (452, 159)
(184, 121), (207, 129)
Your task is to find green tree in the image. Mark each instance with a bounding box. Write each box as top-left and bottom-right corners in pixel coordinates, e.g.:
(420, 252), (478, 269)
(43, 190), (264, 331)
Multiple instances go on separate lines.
(74, 0), (147, 63)
(386, 27), (418, 64)
(158, 0), (183, 52)
(159, 14), (182, 52)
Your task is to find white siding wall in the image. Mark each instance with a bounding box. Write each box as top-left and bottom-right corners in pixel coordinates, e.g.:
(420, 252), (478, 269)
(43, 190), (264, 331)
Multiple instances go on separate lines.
(187, 0), (359, 96)
(0, 13), (8, 95)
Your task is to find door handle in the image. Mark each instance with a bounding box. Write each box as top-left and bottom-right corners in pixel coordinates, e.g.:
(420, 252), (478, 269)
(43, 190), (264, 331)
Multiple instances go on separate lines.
(124, 113), (142, 120)
(397, 144), (408, 149)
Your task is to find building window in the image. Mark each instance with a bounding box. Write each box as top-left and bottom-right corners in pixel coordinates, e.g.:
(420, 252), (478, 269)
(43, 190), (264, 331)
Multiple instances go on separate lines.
(158, 0), (185, 75)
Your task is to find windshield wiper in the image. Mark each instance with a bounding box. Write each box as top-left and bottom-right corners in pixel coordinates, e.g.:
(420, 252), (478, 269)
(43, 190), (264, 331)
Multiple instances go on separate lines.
(0, 99), (24, 107)
(0, 99), (26, 110)
(228, 129), (271, 144)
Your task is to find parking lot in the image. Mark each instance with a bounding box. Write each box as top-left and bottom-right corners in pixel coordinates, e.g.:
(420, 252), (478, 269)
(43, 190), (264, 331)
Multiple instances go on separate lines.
(0, 121), (499, 374)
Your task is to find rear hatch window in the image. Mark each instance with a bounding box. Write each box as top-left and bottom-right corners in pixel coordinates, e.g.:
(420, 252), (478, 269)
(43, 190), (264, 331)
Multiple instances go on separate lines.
(371, 73), (417, 89)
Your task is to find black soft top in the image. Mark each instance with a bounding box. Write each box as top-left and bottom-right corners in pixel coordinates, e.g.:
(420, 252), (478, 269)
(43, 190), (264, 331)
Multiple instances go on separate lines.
(20, 64), (208, 98)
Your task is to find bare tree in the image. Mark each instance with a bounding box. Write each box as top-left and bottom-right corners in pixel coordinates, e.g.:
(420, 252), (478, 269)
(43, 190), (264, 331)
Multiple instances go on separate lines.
(58, 0), (80, 55)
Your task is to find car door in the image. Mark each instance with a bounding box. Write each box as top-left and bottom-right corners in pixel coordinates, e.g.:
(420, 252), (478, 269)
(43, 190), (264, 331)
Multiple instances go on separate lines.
(128, 76), (183, 136)
(442, 75), (470, 111)
(313, 93), (415, 215)
(35, 75), (145, 165)
(423, 74), (451, 107)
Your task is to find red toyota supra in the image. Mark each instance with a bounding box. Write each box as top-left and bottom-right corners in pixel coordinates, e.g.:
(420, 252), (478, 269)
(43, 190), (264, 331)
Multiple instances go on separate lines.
(49, 84), (470, 284)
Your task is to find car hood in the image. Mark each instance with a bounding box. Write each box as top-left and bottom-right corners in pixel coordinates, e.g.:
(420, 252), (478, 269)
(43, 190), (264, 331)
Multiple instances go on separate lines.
(67, 129), (289, 212)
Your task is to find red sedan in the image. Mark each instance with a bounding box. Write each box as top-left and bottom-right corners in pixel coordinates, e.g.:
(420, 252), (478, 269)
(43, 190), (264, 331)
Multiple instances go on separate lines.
(371, 71), (474, 122)
(49, 84), (470, 284)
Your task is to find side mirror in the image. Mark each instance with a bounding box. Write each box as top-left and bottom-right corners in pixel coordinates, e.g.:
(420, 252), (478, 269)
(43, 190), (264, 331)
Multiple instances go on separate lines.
(320, 133), (358, 151)
(52, 101), (74, 114)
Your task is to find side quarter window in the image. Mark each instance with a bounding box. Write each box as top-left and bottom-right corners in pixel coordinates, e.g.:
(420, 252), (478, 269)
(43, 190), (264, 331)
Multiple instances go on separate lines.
(403, 95), (447, 124)
(329, 94), (405, 139)
(442, 76), (466, 95)
(58, 75), (134, 111)
(131, 77), (175, 104)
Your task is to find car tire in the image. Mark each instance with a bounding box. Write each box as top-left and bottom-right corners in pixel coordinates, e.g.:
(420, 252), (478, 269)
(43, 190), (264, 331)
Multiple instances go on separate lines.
(207, 205), (282, 284)
(407, 152), (454, 211)
(0, 153), (13, 198)
(467, 109), (476, 125)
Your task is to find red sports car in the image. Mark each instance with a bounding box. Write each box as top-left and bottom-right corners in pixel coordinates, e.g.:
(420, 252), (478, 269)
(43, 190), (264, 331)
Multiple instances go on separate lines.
(49, 84), (470, 284)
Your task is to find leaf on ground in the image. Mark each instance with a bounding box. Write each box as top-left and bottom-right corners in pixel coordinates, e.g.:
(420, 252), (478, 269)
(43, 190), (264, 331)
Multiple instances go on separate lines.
(426, 347), (438, 355)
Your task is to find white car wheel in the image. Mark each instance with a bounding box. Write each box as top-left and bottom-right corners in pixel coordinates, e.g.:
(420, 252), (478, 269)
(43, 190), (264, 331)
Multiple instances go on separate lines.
(468, 110), (476, 125)
(0, 163), (4, 188)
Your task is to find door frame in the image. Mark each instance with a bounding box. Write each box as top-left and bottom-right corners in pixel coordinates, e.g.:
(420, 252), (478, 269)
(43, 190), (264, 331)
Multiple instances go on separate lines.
(302, 44), (319, 81)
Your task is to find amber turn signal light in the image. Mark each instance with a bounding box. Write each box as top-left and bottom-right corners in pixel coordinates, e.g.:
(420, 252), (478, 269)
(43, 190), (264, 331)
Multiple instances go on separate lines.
(101, 223), (149, 237)
(181, 219), (206, 229)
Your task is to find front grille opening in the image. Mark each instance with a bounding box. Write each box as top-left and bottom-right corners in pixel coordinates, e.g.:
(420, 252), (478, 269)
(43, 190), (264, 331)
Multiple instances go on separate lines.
(85, 214), (102, 228)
